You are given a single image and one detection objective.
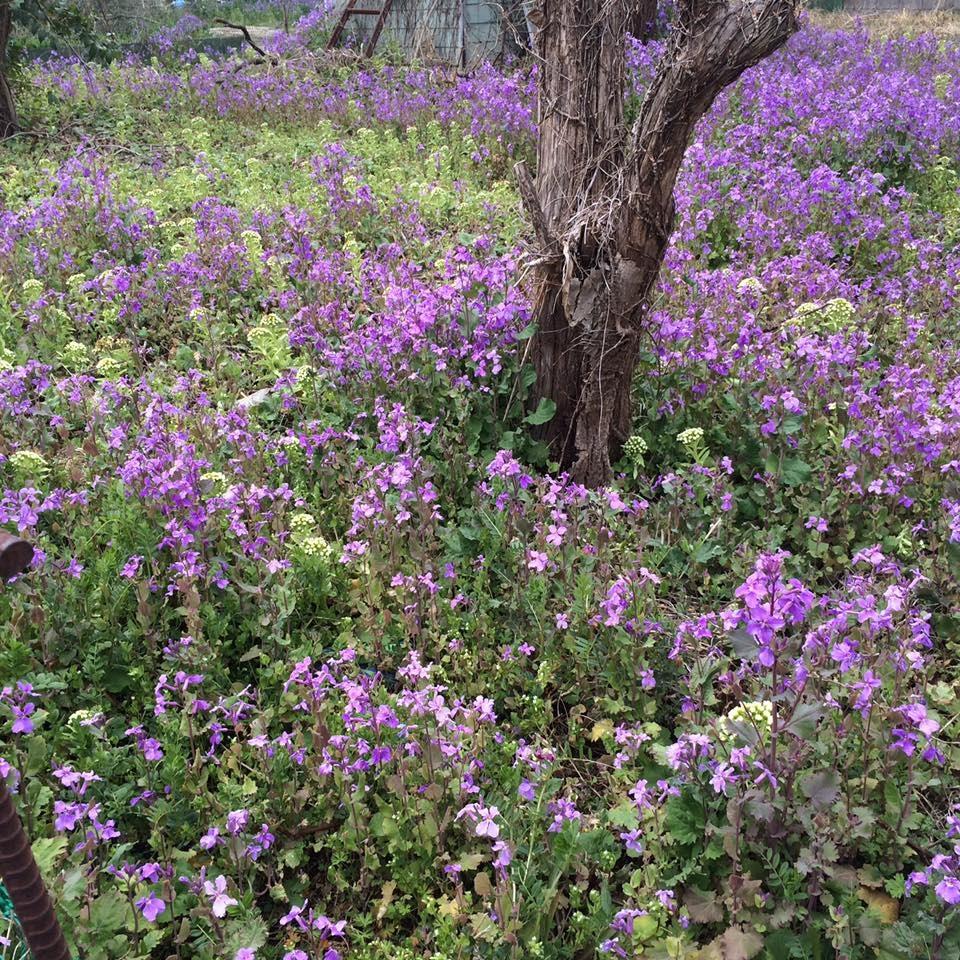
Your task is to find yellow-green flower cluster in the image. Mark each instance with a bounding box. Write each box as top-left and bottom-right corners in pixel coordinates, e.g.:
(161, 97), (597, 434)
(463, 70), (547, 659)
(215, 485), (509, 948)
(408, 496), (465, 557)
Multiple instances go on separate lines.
(264, 255), (288, 288)
(61, 340), (90, 371)
(66, 274), (88, 295)
(342, 233), (364, 280)
(95, 335), (124, 353)
(894, 524), (914, 559)
(21, 278), (44, 304)
(793, 298), (855, 334)
(67, 708), (102, 728)
(248, 313), (292, 374)
(821, 297), (855, 331)
(737, 277), (765, 296)
(290, 512), (316, 537)
(297, 536), (334, 562)
(274, 433), (306, 467)
(200, 471), (229, 495)
(241, 229), (264, 266)
(290, 512), (335, 567)
(677, 427), (704, 448)
(9, 449), (49, 481)
(623, 434), (648, 464)
(96, 356), (128, 380)
(96, 269), (120, 295)
(718, 699), (773, 742)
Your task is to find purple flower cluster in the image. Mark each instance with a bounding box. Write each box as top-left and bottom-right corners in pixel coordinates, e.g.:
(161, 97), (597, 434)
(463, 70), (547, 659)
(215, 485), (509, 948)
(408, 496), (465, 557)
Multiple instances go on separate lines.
(3, 17), (960, 957)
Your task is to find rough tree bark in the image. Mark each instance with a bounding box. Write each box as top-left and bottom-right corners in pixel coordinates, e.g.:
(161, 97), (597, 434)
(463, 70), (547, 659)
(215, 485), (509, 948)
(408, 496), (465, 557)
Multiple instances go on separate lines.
(523, 0), (799, 487)
(629, 0), (658, 41)
(0, 2), (17, 139)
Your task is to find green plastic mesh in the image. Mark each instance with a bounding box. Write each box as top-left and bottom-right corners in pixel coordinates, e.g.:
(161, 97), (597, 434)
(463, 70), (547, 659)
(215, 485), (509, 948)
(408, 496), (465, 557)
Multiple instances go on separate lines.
(0, 882), (31, 960)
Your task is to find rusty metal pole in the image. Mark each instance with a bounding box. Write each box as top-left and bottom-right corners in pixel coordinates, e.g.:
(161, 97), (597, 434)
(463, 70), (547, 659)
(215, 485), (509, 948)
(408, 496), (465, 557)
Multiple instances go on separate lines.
(0, 532), (72, 960)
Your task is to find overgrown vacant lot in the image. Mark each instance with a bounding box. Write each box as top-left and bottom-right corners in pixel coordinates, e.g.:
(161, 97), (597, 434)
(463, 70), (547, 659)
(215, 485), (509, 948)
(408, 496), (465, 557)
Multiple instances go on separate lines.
(4, 22), (960, 960)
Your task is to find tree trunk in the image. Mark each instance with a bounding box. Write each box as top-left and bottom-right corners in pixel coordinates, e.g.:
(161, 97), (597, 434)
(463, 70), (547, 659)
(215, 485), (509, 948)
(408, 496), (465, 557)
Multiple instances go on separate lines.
(629, 0), (658, 41)
(0, 2), (17, 140)
(525, 0), (798, 487)
(525, 0), (629, 478)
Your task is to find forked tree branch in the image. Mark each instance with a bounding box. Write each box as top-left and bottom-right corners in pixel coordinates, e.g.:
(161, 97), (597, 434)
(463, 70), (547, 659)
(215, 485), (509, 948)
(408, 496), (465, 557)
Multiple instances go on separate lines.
(618, 0), (799, 316)
(633, 0), (799, 197)
(524, 0), (798, 484)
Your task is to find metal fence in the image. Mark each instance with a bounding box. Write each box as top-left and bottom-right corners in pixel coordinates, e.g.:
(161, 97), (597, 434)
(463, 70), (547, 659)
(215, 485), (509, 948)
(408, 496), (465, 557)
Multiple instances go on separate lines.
(813, 0), (960, 10)
(330, 0), (531, 66)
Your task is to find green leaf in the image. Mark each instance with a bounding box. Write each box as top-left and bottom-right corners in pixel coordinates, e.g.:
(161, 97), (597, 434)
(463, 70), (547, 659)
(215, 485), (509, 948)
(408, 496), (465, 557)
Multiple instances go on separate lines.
(369, 812), (397, 839)
(684, 886), (724, 923)
(800, 769), (840, 808)
(88, 891), (129, 935)
(884, 875), (906, 899)
(606, 801), (639, 830)
(25, 735), (47, 775)
(524, 398), (557, 426)
(781, 413), (805, 435)
(103, 663), (133, 694)
(692, 540), (722, 564)
(62, 867), (86, 903)
(782, 702), (823, 738)
(781, 457), (812, 486)
(728, 628), (758, 661)
(517, 322), (538, 340)
(224, 914), (269, 954)
(704, 926), (764, 960)
(31, 835), (67, 879)
(469, 912), (500, 942)
(665, 792), (705, 846)
(764, 930), (806, 960)
(633, 914), (659, 941)
(883, 779), (902, 819)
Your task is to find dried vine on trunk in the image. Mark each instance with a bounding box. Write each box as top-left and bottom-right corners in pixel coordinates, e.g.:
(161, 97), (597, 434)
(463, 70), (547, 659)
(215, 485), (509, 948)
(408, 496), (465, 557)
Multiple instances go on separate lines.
(524, 0), (799, 487)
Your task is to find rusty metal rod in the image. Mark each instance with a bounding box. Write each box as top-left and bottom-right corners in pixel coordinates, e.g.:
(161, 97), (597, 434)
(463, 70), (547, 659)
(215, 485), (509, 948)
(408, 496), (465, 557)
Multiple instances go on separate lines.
(0, 781), (72, 960)
(0, 532), (72, 960)
(0, 532), (32, 581)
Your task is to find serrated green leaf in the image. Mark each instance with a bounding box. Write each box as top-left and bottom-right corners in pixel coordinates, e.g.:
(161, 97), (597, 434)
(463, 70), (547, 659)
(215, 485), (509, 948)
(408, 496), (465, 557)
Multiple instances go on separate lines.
(31, 835), (67, 879)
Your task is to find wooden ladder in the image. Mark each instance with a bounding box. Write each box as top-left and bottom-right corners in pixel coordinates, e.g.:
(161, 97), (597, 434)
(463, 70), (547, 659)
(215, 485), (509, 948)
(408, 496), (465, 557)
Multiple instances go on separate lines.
(327, 0), (394, 57)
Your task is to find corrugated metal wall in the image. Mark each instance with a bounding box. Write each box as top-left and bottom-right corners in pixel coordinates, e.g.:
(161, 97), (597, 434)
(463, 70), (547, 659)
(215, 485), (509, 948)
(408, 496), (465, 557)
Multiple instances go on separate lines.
(330, 0), (529, 65)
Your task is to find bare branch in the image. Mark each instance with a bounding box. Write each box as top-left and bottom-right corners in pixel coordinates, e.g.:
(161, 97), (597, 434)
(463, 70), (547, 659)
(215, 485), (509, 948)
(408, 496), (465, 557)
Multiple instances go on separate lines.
(618, 0), (799, 317)
(632, 0), (799, 196)
(212, 18), (274, 60)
